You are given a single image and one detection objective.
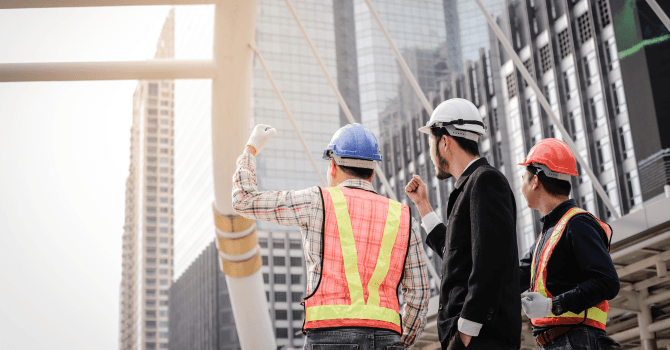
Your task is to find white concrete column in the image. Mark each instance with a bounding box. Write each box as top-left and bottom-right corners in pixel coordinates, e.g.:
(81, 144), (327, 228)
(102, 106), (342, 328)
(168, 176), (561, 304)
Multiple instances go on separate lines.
(212, 1), (276, 349)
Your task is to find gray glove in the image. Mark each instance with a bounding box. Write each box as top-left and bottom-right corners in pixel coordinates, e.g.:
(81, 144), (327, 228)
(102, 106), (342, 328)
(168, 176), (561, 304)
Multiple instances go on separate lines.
(521, 292), (552, 319)
(246, 124), (277, 154)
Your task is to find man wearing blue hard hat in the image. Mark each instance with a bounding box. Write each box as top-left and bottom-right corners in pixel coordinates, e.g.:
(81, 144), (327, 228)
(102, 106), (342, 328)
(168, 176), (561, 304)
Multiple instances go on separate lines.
(232, 123), (430, 349)
(405, 98), (520, 350)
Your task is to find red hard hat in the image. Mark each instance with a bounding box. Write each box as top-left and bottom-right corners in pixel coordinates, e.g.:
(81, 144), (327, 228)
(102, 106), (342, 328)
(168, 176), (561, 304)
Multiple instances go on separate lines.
(518, 138), (578, 176)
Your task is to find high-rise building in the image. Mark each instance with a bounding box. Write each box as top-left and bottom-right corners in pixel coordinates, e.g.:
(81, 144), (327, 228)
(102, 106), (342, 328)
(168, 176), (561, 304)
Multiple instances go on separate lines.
(119, 10), (175, 350)
(258, 230), (307, 349)
(168, 241), (240, 350)
(378, 0), (650, 257)
(609, 0), (670, 201)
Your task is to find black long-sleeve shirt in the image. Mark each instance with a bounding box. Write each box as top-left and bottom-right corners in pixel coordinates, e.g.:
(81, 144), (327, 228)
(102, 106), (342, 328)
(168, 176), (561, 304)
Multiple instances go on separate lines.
(519, 199), (620, 335)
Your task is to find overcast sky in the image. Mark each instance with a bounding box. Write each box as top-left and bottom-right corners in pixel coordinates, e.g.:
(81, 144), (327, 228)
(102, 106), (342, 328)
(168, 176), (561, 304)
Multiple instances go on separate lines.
(0, 6), (181, 349)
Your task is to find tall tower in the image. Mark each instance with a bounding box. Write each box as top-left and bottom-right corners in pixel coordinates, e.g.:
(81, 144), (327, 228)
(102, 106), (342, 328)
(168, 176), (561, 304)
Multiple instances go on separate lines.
(119, 9), (175, 350)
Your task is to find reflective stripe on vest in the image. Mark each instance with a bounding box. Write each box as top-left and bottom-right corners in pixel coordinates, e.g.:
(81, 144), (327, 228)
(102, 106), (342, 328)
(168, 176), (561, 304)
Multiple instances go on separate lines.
(530, 207), (613, 330)
(303, 186), (410, 333)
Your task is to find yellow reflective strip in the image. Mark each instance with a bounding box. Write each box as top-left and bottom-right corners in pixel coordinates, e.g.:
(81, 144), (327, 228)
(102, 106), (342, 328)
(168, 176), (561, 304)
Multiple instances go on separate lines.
(549, 306), (608, 325)
(327, 187), (365, 306)
(367, 200), (402, 307)
(306, 304), (401, 326)
(536, 208), (582, 297)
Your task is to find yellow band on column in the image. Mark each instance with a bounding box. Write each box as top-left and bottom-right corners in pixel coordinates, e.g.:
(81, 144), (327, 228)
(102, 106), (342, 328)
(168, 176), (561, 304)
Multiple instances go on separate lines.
(213, 204), (255, 232)
(220, 249), (262, 278)
(218, 232), (259, 255)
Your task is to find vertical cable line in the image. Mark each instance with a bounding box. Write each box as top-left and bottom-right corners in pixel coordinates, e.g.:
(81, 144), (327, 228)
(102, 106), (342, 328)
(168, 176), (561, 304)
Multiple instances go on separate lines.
(282, 0), (397, 201)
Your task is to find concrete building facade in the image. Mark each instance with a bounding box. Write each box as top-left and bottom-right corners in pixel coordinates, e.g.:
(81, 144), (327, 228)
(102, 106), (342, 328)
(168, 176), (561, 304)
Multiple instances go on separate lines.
(119, 10), (176, 350)
(168, 241), (240, 350)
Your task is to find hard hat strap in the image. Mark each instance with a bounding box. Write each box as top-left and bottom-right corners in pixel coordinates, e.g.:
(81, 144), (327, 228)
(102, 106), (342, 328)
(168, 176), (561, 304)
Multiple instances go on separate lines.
(531, 163), (571, 181)
(435, 120), (486, 128)
(330, 154), (377, 169)
(442, 125), (480, 142)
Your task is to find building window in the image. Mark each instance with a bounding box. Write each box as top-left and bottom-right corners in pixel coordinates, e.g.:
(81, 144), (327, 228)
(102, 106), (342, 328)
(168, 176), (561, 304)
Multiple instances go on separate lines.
(273, 239), (285, 249)
(159, 268), (168, 275)
(293, 310), (303, 321)
(276, 328), (288, 339)
(578, 12), (593, 44)
(159, 300), (168, 306)
(159, 332), (168, 339)
(159, 258), (168, 265)
(146, 310), (156, 318)
(597, 0), (611, 27)
(159, 321), (168, 328)
(148, 138), (157, 144)
(160, 138), (168, 144)
(291, 274), (302, 285)
(259, 238), (268, 248)
(582, 192), (595, 213)
(159, 343), (168, 349)
(626, 170), (642, 207)
(146, 299), (156, 307)
(148, 109), (158, 116)
(147, 248), (156, 256)
(563, 67), (577, 100)
(159, 227), (168, 233)
(263, 273), (269, 284)
(596, 137), (613, 172)
(275, 291), (287, 302)
(540, 45), (552, 73)
(159, 290), (168, 296)
(619, 124), (634, 160)
(289, 239), (301, 249)
(583, 53), (599, 86)
(526, 96), (539, 126)
(506, 73), (516, 99)
(274, 274), (286, 284)
(149, 83), (158, 96)
(266, 291), (270, 301)
(275, 310), (288, 320)
(147, 258), (156, 266)
(160, 279), (168, 286)
(146, 268), (156, 276)
(146, 343), (156, 350)
(591, 94), (607, 129)
(146, 332), (156, 339)
(522, 59), (533, 86)
(290, 257), (302, 267)
(605, 38), (619, 71)
(569, 109), (584, 141)
(262, 256), (268, 266)
(612, 80), (627, 114)
(273, 256), (285, 266)
(292, 292), (303, 302)
(160, 110), (169, 116)
(558, 29), (571, 59)
(148, 99), (157, 106)
(605, 182), (621, 218)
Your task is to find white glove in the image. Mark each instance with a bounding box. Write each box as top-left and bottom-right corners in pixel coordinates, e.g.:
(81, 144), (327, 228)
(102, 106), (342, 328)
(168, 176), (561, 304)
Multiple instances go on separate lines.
(246, 124), (277, 154)
(521, 292), (552, 319)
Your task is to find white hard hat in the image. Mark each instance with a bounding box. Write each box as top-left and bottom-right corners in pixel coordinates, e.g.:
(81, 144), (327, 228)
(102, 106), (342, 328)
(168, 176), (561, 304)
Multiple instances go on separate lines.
(417, 98), (486, 142)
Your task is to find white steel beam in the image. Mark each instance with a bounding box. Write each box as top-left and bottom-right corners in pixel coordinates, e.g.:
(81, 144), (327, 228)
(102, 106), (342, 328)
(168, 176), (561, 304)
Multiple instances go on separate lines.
(472, 0), (621, 219)
(646, 0), (670, 32)
(0, 0), (218, 9)
(0, 60), (216, 82)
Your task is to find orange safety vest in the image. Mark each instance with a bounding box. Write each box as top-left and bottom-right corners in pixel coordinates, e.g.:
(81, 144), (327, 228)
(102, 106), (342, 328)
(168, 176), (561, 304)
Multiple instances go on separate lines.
(303, 186), (411, 334)
(530, 207), (613, 330)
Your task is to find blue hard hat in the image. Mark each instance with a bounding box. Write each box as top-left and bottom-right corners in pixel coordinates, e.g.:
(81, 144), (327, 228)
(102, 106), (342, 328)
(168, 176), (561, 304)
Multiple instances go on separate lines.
(322, 123), (383, 161)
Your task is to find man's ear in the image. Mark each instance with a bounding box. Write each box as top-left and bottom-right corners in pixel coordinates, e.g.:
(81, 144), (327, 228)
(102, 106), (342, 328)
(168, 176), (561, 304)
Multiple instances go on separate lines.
(368, 170), (375, 182)
(330, 160), (337, 178)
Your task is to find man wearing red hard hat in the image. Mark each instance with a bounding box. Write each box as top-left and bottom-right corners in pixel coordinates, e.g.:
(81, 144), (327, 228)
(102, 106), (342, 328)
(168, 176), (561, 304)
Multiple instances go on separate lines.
(517, 138), (621, 349)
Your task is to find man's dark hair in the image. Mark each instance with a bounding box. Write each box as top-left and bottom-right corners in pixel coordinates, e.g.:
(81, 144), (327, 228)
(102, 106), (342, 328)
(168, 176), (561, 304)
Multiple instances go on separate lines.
(526, 165), (571, 197)
(430, 127), (480, 157)
(339, 164), (374, 180)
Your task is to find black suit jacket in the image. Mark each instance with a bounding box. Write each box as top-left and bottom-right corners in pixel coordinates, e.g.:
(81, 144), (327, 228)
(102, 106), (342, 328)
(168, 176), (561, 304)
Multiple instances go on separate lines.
(425, 158), (521, 348)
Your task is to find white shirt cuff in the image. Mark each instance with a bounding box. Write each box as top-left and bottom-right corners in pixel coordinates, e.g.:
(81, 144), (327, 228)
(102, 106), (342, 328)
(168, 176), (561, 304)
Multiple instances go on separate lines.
(458, 317), (483, 337)
(420, 211), (442, 233)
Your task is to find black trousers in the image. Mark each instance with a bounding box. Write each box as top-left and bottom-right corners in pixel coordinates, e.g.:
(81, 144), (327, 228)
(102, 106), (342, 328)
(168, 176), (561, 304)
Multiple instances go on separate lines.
(444, 332), (519, 350)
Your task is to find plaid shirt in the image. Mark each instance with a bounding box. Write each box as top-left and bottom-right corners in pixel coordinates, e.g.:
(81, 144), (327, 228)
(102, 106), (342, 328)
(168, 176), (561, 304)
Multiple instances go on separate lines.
(232, 153), (429, 346)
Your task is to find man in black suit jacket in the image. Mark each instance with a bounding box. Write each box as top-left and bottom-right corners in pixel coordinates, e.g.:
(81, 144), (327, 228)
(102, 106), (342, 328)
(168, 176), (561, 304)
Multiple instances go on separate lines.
(406, 98), (520, 350)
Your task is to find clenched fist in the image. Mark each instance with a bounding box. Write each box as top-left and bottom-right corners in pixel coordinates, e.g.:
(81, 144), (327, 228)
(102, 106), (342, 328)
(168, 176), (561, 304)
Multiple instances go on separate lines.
(405, 175), (433, 217)
(246, 124), (277, 155)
